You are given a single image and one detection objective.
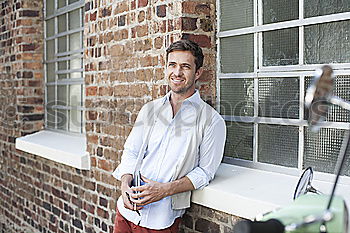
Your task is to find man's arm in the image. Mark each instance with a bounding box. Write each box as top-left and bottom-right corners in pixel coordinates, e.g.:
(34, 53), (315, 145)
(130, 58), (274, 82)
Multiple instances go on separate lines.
(112, 104), (148, 180)
(185, 113), (226, 190)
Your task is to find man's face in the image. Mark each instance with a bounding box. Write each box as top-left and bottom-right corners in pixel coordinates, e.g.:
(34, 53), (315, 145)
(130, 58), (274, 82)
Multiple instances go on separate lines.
(166, 50), (203, 96)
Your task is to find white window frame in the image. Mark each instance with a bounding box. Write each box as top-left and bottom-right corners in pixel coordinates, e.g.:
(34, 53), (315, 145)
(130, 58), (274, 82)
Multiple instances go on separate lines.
(188, 0), (350, 219)
(15, 0), (89, 170)
(217, 0), (350, 182)
(44, 0), (85, 134)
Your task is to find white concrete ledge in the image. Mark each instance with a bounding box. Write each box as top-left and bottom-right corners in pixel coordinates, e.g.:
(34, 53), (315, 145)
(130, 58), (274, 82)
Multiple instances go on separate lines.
(192, 163), (350, 220)
(15, 130), (90, 170)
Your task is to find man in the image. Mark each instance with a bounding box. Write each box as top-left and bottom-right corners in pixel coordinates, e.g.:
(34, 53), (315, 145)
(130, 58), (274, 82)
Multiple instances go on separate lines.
(112, 39), (226, 233)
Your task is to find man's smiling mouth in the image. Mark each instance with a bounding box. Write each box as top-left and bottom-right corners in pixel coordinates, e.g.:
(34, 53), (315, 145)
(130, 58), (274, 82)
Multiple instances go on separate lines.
(171, 77), (185, 84)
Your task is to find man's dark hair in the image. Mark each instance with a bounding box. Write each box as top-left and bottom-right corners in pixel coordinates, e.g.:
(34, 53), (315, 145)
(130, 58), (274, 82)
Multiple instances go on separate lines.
(166, 40), (204, 71)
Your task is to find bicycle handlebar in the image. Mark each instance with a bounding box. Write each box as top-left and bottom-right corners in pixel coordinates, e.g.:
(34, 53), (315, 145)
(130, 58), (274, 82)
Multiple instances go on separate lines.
(233, 219), (285, 233)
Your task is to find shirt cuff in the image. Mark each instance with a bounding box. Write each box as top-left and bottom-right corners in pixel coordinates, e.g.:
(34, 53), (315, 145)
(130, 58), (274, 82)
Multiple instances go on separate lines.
(186, 167), (210, 190)
(112, 162), (136, 180)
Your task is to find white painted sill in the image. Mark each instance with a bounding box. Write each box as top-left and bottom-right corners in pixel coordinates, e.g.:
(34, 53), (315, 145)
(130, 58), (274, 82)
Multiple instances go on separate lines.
(192, 163), (350, 220)
(15, 130), (90, 170)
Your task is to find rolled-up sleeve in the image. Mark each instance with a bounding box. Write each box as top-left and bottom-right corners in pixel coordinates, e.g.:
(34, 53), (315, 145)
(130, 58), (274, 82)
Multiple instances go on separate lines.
(186, 114), (226, 189)
(112, 105), (146, 180)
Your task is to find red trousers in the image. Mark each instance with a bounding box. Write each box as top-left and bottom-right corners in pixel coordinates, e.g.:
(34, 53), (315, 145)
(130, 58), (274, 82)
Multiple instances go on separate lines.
(113, 208), (181, 233)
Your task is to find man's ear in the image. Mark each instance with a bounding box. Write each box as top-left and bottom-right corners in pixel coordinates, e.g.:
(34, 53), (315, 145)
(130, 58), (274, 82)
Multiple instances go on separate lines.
(195, 67), (204, 81)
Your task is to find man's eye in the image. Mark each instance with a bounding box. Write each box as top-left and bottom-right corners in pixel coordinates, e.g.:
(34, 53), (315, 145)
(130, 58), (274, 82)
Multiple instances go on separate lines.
(168, 63), (175, 67)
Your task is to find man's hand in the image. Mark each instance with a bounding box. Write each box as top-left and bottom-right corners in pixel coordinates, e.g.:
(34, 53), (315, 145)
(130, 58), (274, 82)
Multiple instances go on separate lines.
(130, 176), (170, 206)
(130, 175), (195, 206)
(120, 174), (142, 211)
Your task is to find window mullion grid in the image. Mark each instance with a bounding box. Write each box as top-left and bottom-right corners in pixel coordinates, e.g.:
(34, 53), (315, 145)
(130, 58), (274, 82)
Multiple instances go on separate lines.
(253, 0), (262, 163)
(299, 0), (304, 66)
(299, 26), (304, 65)
(298, 75), (305, 170)
(44, 0), (48, 129)
(79, 7), (83, 133)
(65, 2), (70, 131)
(45, 0), (84, 20)
(45, 27), (84, 41)
(298, 0), (304, 171)
(54, 0), (58, 129)
(253, 0), (258, 73)
(46, 53), (83, 64)
(253, 78), (259, 163)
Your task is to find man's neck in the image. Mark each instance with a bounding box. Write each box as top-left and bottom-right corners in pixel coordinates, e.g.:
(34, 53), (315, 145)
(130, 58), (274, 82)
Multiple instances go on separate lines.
(169, 90), (195, 117)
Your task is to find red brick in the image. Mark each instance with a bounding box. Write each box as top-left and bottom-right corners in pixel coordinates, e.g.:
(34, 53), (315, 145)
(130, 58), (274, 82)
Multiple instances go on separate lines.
(182, 34), (211, 48)
(98, 159), (112, 172)
(138, 0), (148, 8)
(114, 2), (129, 14)
(86, 86), (97, 96)
(157, 5), (166, 17)
(136, 24), (148, 37)
(181, 17), (198, 31)
(87, 111), (98, 120)
(138, 10), (145, 23)
(154, 36), (163, 49)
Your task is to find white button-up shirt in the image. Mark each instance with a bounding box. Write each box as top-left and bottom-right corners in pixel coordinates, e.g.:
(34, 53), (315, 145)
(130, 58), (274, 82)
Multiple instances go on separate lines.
(113, 91), (226, 229)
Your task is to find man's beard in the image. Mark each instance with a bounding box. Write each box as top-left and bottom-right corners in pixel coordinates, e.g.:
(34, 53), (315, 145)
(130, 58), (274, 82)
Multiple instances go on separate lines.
(169, 77), (196, 94)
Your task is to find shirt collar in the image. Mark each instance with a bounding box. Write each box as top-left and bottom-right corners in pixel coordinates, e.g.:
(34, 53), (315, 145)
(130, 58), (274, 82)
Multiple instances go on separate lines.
(162, 90), (201, 105)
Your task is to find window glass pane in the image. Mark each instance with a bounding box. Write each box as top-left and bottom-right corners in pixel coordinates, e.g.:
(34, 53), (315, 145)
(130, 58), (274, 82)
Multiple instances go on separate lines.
(220, 34), (254, 73)
(220, 0), (253, 31)
(46, 0), (54, 16)
(304, 127), (350, 176)
(69, 9), (80, 30)
(70, 72), (82, 79)
(258, 77), (299, 119)
(263, 0), (298, 24)
(46, 39), (55, 60)
(47, 85), (55, 105)
(58, 61), (67, 70)
(69, 32), (81, 51)
(58, 74), (68, 80)
(69, 84), (81, 106)
(69, 0), (80, 4)
(46, 63), (55, 82)
(58, 36), (67, 53)
(220, 79), (254, 116)
(304, 20), (350, 64)
(58, 0), (66, 8)
(46, 18), (55, 37)
(69, 58), (81, 70)
(58, 14), (67, 33)
(305, 0), (350, 18)
(258, 124), (299, 167)
(57, 109), (68, 130)
(263, 27), (299, 66)
(57, 85), (67, 105)
(46, 107), (56, 129)
(305, 75), (350, 122)
(224, 122), (254, 160)
(69, 109), (82, 133)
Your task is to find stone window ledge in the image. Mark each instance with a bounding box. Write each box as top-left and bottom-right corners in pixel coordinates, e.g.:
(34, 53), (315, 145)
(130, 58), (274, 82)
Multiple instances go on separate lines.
(15, 130), (90, 170)
(192, 163), (350, 219)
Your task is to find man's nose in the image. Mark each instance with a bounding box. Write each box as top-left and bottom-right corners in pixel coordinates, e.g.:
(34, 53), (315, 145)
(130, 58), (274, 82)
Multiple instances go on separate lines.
(173, 66), (183, 76)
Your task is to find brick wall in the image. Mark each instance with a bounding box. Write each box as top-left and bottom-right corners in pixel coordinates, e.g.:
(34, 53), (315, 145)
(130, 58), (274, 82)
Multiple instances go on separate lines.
(0, 0), (239, 232)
